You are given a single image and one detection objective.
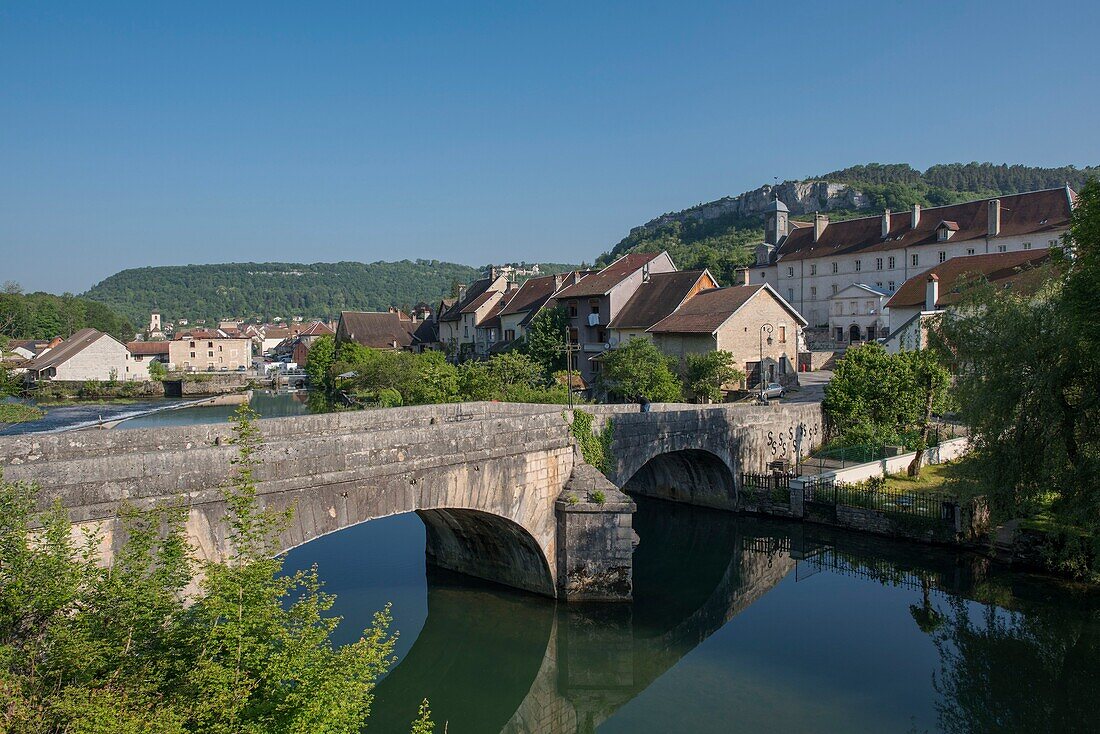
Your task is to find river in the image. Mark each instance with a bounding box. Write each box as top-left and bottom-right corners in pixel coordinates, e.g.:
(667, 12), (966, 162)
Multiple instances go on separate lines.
(10, 392), (1100, 732)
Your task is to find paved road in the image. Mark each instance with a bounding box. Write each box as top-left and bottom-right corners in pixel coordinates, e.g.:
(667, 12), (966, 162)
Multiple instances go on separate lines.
(783, 370), (832, 404)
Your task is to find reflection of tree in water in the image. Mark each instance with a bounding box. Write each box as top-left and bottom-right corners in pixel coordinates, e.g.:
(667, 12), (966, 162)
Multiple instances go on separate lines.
(929, 595), (1100, 733)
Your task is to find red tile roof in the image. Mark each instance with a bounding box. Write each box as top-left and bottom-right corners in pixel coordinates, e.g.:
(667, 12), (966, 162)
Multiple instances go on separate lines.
(553, 252), (663, 299)
(776, 188), (1072, 262)
(886, 251), (1053, 309)
(607, 270), (716, 330)
(499, 273), (568, 317)
(127, 341), (171, 356)
(337, 311), (417, 349)
(649, 283), (807, 333)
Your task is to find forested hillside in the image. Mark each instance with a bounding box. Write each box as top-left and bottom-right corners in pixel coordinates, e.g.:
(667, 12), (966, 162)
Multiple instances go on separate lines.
(598, 162), (1097, 285)
(84, 260), (576, 325)
(0, 289), (134, 342)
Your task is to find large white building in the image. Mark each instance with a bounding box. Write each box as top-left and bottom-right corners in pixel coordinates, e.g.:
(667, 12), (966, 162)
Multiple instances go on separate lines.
(751, 187), (1075, 335)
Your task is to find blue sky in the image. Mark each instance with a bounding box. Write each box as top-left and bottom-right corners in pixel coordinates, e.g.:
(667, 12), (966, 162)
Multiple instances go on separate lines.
(2, 1), (1098, 293)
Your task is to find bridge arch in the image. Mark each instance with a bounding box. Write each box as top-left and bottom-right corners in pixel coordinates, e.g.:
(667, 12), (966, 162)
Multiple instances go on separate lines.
(622, 449), (734, 508)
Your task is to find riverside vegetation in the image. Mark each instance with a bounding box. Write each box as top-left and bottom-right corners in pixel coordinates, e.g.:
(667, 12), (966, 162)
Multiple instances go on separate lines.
(0, 405), (434, 734)
(820, 178), (1100, 580)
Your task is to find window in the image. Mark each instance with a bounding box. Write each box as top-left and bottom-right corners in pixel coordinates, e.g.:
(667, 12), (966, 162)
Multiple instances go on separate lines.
(939, 251), (947, 263)
(589, 299), (600, 315)
(876, 257), (883, 270)
(504, 329), (515, 342)
(911, 253), (919, 267)
(1049, 239), (1058, 247)
(835, 303), (843, 315)
(1023, 241), (1032, 250)
(967, 248), (975, 255)
(938, 228), (950, 242)
(888, 281), (896, 292)
(596, 328), (607, 344)
(464, 326), (469, 338)
(759, 271), (766, 281)
(189, 341), (196, 348)
(207, 351), (214, 357)
(810, 286), (817, 298)
(849, 301), (857, 314)
(778, 325), (786, 343)
(832, 262), (838, 274)
(865, 300), (874, 312)
(218, 345), (223, 352)
(567, 301), (578, 318)
(997, 244), (1007, 253)
(888, 256), (896, 269)
(875, 282), (883, 289)
(190, 351), (196, 358)
(787, 288), (794, 301)
(787, 266), (794, 278)
(831, 284), (838, 295)
(207, 342), (213, 348)
(568, 328), (579, 344)
(810, 264), (817, 276)
(854, 259), (862, 272)
(569, 354), (579, 370)
(591, 360), (601, 374)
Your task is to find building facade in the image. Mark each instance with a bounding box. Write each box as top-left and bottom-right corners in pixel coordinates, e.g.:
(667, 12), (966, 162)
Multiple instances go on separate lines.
(751, 187), (1074, 329)
(23, 329), (149, 382)
(168, 334), (252, 372)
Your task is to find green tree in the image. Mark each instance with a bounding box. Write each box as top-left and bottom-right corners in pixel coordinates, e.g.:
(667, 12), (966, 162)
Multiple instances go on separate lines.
(147, 360), (168, 381)
(684, 351), (744, 403)
(900, 348), (952, 477)
(304, 334), (336, 390)
(598, 338), (683, 403)
(0, 405), (429, 733)
(822, 342), (927, 447)
(520, 307), (569, 375)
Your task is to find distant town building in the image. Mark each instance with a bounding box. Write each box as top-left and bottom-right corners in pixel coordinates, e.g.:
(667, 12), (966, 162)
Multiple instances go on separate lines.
(437, 272), (511, 358)
(169, 331), (252, 372)
(23, 328), (148, 382)
(551, 252), (676, 386)
(884, 250), (1052, 353)
(648, 281), (806, 391)
(752, 187), (1074, 328)
(827, 283), (890, 344)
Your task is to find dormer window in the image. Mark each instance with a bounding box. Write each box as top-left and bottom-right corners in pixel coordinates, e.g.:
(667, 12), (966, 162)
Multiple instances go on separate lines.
(936, 220), (959, 241)
(641, 263), (650, 281)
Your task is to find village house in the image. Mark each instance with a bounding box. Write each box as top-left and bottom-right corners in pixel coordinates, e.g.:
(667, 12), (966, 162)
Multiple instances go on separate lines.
(437, 271), (511, 358)
(22, 328), (149, 382)
(126, 340), (171, 369)
(648, 281), (806, 392)
(550, 252), (677, 386)
(827, 283), (891, 344)
(336, 309), (423, 351)
(4, 338), (57, 360)
(883, 250), (1052, 353)
(751, 187), (1075, 331)
(168, 330), (252, 372)
(606, 269), (719, 346)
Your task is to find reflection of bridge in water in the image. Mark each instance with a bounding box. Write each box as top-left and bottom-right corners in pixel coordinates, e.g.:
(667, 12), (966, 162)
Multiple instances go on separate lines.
(368, 499), (997, 733)
(369, 500), (800, 733)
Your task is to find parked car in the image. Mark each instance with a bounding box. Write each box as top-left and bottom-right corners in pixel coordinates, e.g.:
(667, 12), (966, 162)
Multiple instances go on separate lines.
(761, 382), (785, 399)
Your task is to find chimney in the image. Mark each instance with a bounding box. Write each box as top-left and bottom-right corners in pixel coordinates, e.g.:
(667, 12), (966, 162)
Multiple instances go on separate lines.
(489, 266), (498, 280)
(925, 273), (939, 311)
(911, 204), (921, 230)
(988, 199), (1001, 237)
(553, 273), (564, 290)
(813, 213), (829, 243)
(881, 209), (891, 238)
(739, 268), (751, 286)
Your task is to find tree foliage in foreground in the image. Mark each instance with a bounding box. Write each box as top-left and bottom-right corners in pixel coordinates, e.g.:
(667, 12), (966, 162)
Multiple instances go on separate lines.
(0, 405), (430, 733)
(598, 337), (683, 403)
(684, 350), (744, 404)
(932, 178), (1100, 537)
(822, 342), (950, 454)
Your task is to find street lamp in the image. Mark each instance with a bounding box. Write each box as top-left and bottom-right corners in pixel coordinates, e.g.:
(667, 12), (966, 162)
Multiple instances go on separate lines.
(759, 323), (774, 402)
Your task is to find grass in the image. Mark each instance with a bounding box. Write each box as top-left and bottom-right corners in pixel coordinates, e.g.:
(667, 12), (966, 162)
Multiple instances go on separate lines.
(880, 461), (984, 501)
(0, 403), (46, 424)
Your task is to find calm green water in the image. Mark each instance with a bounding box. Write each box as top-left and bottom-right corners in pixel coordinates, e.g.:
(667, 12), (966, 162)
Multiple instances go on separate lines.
(283, 500), (1100, 734)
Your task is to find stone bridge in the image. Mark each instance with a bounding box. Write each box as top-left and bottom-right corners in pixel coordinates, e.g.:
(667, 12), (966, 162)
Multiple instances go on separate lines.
(0, 400), (822, 601)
